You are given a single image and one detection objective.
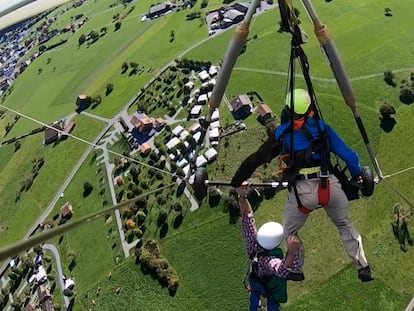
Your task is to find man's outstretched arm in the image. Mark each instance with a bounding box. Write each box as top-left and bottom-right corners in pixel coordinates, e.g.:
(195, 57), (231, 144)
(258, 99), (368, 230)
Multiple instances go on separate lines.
(231, 137), (280, 187)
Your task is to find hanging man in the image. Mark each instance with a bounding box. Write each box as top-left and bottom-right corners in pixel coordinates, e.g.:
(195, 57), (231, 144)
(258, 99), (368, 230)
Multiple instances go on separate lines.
(231, 89), (373, 282)
(237, 182), (303, 311)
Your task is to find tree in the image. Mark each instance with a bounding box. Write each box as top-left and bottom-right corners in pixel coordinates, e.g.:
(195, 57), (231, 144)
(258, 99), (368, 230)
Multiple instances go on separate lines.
(90, 30), (99, 42)
(106, 83), (114, 96)
(78, 34), (86, 45)
(157, 210), (168, 227)
(14, 140), (21, 152)
(121, 62), (129, 73)
(114, 21), (122, 31)
(83, 181), (93, 197)
(136, 211), (146, 224)
(384, 70), (396, 87)
(379, 100), (396, 119)
(100, 26), (107, 34)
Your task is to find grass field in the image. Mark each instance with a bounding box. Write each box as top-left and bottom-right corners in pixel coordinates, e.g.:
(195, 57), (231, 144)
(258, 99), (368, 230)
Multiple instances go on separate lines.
(0, 114), (105, 247)
(82, 1), (414, 310)
(2, 0), (414, 310)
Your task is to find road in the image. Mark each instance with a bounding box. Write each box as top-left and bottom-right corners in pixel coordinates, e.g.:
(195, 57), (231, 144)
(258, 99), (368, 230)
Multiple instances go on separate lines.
(43, 244), (70, 308)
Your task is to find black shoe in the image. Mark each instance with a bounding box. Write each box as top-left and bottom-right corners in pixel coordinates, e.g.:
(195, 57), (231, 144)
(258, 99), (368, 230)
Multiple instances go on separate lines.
(286, 272), (305, 281)
(408, 239), (413, 246)
(358, 266), (374, 282)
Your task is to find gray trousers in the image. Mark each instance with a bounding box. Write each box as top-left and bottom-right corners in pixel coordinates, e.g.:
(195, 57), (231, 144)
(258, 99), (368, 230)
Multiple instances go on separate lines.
(283, 175), (369, 270)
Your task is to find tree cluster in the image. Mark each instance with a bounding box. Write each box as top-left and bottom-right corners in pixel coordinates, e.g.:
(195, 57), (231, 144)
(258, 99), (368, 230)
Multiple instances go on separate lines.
(175, 58), (212, 72)
(399, 72), (414, 105)
(16, 157), (45, 202)
(135, 240), (179, 296)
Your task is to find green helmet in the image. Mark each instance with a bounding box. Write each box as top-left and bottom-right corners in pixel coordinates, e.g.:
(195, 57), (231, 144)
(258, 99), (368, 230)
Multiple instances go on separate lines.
(285, 89), (311, 115)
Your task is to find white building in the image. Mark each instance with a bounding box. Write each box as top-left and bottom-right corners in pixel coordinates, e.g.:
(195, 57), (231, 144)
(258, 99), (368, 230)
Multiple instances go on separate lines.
(209, 65), (219, 76)
(185, 81), (195, 90)
(188, 123), (201, 134)
(190, 105), (203, 118)
(166, 137), (181, 150)
(211, 109), (220, 122)
(210, 120), (220, 129)
(198, 94), (208, 105)
(198, 70), (210, 82)
(177, 158), (189, 168)
(172, 125), (184, 136)
(205, 148), (218, 162)
(180, 130), (190, 141)
(196, 155), (208, 167)
(209, 127), (220, 145)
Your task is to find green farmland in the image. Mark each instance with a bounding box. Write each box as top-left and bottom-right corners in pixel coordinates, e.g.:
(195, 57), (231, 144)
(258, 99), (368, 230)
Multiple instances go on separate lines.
(1, 0), (414, 310)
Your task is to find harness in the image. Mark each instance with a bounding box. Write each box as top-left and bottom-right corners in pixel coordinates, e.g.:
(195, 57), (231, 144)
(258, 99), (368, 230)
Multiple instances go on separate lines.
(243, 248), (287, 304)
(276, 7), (332, 215)
(278, 116), (331, 214)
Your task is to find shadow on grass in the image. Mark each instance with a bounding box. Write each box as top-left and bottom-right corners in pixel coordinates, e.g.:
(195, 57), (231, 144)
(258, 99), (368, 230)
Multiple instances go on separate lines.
(173, 214), (184, 229)
(83, 188), (93, 198)
(380, 117), (397, 133)
(160, 223), (169, 239)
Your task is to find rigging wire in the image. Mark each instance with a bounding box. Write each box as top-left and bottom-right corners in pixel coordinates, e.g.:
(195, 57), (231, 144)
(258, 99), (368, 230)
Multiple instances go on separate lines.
(0, 103), (180, 180)
(0, 182), (177, 261)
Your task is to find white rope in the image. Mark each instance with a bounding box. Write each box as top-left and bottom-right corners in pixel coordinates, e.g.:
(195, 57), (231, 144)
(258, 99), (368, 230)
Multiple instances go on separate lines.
(382, 165), (414, 180)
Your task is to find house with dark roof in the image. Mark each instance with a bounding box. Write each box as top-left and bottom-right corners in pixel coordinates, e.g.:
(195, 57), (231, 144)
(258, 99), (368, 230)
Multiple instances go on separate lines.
(75, 94), (90, 112)
(43, 123), (63, 145)
(231, 95), (252, 120)
(148, 2), (175, 18)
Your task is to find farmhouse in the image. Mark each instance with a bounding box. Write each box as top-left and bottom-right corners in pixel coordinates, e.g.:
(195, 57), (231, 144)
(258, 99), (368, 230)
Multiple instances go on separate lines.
(60, 201), (73, 219)
(256, 102), (273, 125)
(43, 122), (63, 145)
(231, 95), (252, 120)
(130, 113), (153, 134)
(148, 2), (175, 18)
(61, 120), (75, 140)
(75, 94), (90, 111)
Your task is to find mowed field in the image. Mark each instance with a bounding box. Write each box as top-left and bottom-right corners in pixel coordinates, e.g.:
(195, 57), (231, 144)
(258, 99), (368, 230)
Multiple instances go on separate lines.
(2, 0), (414, 310)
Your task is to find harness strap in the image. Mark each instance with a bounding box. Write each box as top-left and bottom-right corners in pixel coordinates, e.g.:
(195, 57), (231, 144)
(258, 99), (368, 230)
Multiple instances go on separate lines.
(293, 179), (331, 214)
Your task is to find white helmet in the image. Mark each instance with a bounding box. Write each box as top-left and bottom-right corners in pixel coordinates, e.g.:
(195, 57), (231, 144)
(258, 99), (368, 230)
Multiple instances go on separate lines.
(257, 222), (284, 250)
